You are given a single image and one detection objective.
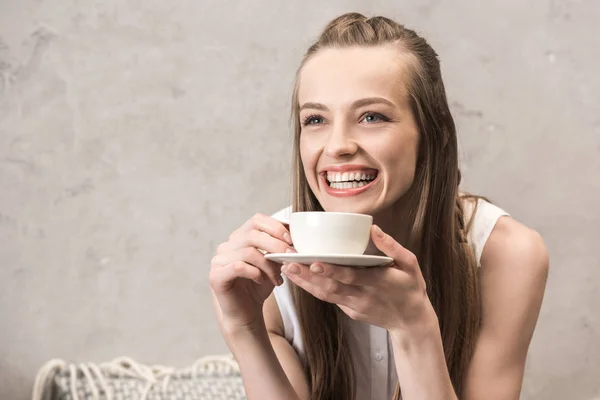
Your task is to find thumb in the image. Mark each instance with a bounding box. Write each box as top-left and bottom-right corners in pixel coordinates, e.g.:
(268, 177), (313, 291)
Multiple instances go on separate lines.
(371, 225), (400, 255)
(371, 225), (418, 271)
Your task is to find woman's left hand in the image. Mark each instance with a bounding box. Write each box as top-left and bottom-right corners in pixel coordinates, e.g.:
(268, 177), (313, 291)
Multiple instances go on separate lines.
(281, 224), (435, 333)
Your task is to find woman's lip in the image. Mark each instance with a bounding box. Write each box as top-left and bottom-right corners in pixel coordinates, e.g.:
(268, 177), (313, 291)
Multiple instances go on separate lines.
(319, 165), (379, 174)
(321, 173), (380, 198)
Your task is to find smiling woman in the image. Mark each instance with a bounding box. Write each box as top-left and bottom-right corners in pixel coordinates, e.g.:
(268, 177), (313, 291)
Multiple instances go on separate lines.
(209, 12), (549, 400)
(296, 45), (420, 216)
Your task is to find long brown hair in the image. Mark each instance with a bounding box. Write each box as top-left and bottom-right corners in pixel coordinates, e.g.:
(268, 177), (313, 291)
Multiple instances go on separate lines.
(290, 13), (481, 399)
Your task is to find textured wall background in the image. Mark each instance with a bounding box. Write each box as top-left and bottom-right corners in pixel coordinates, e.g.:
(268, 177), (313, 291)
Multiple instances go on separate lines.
(1, 0), (599, 399)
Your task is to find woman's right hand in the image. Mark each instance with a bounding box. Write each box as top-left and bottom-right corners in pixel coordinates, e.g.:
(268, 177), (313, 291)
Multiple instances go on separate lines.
(210, 213), (294, 335)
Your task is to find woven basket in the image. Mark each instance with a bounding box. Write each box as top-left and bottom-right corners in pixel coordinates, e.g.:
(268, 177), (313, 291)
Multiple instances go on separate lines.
(31, 355), (246, 400)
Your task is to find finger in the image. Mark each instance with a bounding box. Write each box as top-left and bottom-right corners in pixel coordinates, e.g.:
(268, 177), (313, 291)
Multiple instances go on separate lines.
(370, 225), (419, 273)
(229, 229), (295, 255)
(212, 247), (283, 286)
(309, 262), (385, 286)
(239, 213), (293, 245)
(281, 263), (362, 305)
(337, 304), (368, 322)
(209, 261), (265, 292)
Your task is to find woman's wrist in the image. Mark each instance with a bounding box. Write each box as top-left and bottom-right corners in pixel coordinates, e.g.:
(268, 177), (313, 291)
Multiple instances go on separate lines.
(223, 316), (268, 342)
(388, 299), (440, 352)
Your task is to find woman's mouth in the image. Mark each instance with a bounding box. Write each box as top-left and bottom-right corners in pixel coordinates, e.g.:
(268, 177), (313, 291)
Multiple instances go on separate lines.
(320, 168), (379, 197)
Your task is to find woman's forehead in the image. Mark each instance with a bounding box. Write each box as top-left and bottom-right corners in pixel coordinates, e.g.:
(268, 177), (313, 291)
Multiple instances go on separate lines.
(298, 46), (412, 107)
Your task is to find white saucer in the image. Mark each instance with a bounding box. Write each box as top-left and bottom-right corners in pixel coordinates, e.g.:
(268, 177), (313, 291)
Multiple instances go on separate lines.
(265, 253), (394, 268)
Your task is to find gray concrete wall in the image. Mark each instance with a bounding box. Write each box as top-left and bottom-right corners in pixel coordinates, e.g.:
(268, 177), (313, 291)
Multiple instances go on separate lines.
(1, 0), (598, 399)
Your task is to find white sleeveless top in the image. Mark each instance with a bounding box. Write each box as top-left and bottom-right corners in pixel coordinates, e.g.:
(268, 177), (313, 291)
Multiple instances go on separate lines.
(271, 199), (509, 400)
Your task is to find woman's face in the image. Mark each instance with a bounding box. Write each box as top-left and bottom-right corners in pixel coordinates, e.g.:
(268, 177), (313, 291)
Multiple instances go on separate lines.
(298, 46), (420, 216)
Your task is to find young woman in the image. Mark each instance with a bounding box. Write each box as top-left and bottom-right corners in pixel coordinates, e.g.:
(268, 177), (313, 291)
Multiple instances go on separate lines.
(210, 13), (549, 400)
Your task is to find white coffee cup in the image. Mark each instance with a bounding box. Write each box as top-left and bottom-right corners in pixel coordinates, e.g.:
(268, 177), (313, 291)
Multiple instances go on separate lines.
(289, 212), (373, 255)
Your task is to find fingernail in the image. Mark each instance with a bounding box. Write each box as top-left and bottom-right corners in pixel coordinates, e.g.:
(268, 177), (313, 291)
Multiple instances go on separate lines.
(283, 232), (293, 245)
(286, 247), (296, 253)
(310, 263), (324, 274)
(286, 264), (300, 274)
(374, 225), (384, 238)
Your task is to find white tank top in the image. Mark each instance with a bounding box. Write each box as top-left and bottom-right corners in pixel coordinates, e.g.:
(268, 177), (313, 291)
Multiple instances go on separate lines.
(271, 199), (509, 400)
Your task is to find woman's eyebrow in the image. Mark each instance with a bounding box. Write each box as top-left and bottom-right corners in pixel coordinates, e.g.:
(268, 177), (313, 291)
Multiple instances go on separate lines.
(351, 97), (395, 109)
(299, 97), (396, 112)
(299, 102), (329, 111)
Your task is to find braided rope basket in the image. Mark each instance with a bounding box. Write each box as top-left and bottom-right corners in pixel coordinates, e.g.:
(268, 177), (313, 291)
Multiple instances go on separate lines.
(31, 355), (246, 400)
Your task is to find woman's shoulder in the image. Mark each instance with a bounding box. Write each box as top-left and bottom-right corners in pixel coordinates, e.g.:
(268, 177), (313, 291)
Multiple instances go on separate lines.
(481, 214), (549, 273)
(460, 195), (548, 272)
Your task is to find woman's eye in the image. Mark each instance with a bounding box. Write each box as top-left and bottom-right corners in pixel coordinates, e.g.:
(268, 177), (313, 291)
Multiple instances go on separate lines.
(303, 115), (324, 126)
(361, 112), (388, 123)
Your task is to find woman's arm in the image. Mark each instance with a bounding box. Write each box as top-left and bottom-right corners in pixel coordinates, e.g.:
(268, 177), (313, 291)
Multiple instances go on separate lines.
(214, 291), (310, 400)
(389, 217), (549, 399)
(209, 213), (309, 400)
(389, 305), (457, 399)
(263, 292), (311, 399)
(462, 217), (549, 399)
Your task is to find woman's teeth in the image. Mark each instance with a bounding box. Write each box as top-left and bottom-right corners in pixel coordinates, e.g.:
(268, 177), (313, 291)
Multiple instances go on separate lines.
(326, 171), (376, 189)
(330, 181), (369, 189)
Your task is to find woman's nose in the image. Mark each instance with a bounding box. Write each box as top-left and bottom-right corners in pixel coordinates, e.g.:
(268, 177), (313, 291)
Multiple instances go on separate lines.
(324, 123), (358, 157)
